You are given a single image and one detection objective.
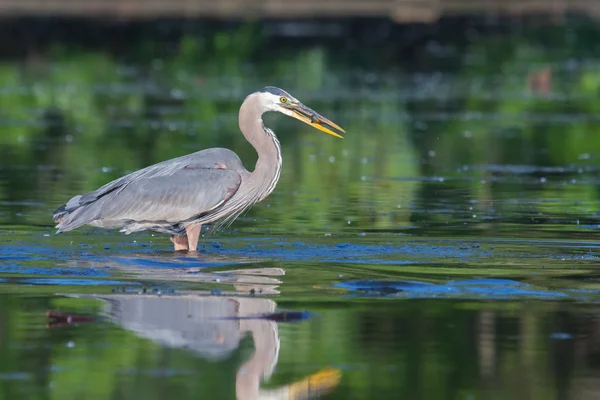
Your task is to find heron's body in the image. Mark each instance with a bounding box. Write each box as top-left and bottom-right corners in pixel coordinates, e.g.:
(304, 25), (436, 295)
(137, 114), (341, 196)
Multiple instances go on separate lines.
(52, 87), (344, 251)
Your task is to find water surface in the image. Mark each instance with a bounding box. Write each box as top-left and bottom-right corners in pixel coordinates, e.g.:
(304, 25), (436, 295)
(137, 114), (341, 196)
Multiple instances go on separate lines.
(2, 18), (600, 399)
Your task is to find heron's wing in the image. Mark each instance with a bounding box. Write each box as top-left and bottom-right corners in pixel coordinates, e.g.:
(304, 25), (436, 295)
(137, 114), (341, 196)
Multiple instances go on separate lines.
(54, 148), (245, 232)
(58, 148), (244, 211)
(102, 168), (241, 222)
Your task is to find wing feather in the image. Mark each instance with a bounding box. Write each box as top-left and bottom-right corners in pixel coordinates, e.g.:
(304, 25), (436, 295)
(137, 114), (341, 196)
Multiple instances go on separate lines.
(101, 169), (241, 223)
(53, 148), (245, 232)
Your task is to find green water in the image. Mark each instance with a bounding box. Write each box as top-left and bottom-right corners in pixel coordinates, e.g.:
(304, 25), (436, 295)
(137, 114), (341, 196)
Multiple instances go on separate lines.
(2, 18), (600, 399)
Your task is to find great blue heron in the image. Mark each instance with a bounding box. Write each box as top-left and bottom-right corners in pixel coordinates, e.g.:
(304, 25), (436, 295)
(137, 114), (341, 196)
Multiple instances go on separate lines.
(52, 87), (344, 251)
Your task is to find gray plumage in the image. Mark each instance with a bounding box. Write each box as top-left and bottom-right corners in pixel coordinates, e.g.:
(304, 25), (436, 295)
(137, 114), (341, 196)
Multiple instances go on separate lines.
(53, 148), (246, 235)
(52, 86), (343, 251)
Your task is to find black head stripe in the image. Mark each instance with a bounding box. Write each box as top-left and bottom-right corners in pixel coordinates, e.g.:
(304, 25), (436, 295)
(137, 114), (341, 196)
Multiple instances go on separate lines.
(258, 86), (293, 98)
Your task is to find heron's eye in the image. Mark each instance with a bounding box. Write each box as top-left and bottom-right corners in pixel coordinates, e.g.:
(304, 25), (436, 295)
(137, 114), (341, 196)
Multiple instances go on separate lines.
(280, 97), (287, 103)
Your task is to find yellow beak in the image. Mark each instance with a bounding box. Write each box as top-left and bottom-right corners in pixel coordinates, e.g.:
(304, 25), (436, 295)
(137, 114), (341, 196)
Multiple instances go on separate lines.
(286, 103), (345, 138)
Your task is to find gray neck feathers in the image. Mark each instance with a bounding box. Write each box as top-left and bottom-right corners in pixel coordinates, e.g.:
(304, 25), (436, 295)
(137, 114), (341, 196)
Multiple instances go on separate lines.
(238, 93), (283, 202)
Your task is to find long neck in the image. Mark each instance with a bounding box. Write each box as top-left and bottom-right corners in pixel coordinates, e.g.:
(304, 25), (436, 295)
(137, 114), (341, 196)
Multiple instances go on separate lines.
(238, 94), (283, 200)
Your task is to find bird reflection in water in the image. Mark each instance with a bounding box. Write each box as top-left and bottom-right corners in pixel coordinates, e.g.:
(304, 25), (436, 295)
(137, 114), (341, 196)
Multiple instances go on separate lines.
(60, 268), (340, 400)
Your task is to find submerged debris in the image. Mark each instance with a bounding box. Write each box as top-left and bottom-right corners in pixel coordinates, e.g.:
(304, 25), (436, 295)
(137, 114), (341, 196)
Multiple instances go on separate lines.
(215, 311), (315, 323)
(45, 311), (96, 328)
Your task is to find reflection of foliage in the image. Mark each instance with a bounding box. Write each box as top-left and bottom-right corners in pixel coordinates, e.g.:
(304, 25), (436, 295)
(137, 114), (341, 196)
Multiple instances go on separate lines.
(1, 21), (600, 237)
(0, 27), (418, 233)
(402, 21), (600, 234)
(0, 294), (595, 400)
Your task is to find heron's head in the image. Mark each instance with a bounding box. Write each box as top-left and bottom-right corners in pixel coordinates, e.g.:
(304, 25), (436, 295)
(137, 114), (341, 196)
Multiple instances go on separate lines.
(256, 86), (345, 138)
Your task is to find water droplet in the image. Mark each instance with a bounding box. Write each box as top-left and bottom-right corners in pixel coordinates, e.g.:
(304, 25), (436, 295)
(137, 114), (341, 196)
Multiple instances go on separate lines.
(578, 153), (590, 160)
(170, 88), (185, 99)
(540, 177), (547, 183)
(428, 150), (436, 157)
(328, 156), (335, 163)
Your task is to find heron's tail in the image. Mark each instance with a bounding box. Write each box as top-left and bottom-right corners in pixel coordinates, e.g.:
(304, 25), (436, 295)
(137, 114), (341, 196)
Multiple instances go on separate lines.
(52, 195), (101, 233)
(54, 209), (95, 233)
(52, 204), (68, 224)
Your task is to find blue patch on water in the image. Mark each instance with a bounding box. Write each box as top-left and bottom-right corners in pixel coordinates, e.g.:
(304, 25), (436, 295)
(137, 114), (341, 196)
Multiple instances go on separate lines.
(2, 238), (597, 277)
(19, 278), (139, 286)
(219, 241), (492, 264)
(335, 278), (569, 300)
(0, 264), (111, 277)
(111, 256), (229, 269)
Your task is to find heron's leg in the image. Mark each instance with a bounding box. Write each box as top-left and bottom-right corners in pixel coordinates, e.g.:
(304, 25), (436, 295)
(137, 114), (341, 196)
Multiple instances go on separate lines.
(170, 235), (189, 251)
(186, 224), (202, 252)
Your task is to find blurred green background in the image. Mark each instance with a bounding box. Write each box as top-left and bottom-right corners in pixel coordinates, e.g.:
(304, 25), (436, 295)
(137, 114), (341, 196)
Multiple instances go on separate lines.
(1, 16), (600, 239)
(1, 6), (600, 400)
